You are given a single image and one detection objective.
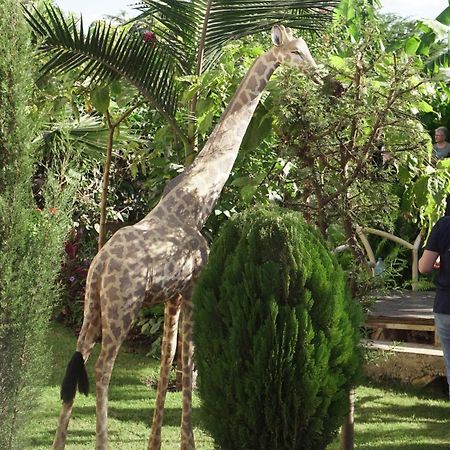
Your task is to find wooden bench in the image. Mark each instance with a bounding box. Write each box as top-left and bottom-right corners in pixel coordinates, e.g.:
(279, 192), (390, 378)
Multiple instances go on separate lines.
(364, 291), (440, 348)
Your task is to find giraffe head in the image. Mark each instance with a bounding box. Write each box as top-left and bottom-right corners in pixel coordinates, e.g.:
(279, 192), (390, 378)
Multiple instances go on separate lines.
(271, 24), (318, 79)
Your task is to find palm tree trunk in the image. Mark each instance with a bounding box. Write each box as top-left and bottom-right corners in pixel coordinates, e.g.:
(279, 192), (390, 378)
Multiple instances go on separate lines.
(97, 103), (142, 250)
(98, 111), (114, 250)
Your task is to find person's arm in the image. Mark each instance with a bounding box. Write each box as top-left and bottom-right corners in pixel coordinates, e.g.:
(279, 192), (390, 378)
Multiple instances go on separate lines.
(419, 250), (439, 274)
(419, 217), (444, 273)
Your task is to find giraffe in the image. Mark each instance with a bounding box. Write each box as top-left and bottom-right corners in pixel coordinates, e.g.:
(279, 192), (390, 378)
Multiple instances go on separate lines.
(52, 24), (318, 450)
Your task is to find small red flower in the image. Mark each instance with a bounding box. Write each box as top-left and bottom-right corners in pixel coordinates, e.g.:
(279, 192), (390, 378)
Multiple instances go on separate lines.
(143, 30), (156, 44)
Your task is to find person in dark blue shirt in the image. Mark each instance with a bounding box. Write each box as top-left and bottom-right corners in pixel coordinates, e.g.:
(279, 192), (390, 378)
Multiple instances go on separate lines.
(419, 216), (450, 400)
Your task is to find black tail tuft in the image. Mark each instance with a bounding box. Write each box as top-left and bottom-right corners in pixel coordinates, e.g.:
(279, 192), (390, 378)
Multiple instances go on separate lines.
(60, 351), (89, 403)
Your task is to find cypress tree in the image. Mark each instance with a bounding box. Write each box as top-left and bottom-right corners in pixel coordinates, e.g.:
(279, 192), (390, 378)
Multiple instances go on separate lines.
(0, 1), (72, 447)
(193, 208), (362, 450)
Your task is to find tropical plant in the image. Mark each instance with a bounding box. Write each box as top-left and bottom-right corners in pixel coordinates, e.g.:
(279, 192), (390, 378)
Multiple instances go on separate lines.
(413, 5), (450, 144)
(417, 4), (450, 74)
(271, 0), (448, 266)
(24, 0), (339, 160)
(23, 3), (180, 137)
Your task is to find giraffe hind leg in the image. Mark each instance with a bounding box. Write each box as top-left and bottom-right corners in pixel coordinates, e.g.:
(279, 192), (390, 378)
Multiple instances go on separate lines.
(52, 336), (100, 450)
(94, 299), (142, 450)
(63, 304), (102, 401)
(52, 295), (101, 450)
(180, 299), (195, 450)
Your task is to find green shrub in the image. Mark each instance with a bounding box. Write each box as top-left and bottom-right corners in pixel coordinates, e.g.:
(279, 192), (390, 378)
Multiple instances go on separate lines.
(0, 2), (73, 448)
(193, 208), (362, 450)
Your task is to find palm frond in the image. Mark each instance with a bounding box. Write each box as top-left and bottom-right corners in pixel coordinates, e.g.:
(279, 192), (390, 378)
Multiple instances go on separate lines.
(204, 0), (339, 69)
(134, 0), (339, 72)
(23, 4), (178, 119)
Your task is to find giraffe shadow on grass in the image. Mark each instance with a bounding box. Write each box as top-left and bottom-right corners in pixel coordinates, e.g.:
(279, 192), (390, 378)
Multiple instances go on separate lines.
(65, 404), (205, 428)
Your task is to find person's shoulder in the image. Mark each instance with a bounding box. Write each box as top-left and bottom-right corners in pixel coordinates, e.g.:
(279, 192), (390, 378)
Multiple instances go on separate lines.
(434, 216), (450, 230)
(426, 217), (449, 248)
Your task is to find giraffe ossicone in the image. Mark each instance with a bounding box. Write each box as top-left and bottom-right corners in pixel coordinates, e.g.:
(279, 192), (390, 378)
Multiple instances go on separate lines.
(52, 24), (318, 450)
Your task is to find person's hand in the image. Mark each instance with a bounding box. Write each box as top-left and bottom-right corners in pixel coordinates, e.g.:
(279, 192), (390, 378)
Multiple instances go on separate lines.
(434, 256), (441, 270)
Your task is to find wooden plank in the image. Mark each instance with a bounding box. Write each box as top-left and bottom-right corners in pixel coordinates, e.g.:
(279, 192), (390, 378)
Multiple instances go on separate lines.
(365, 322), (435, 332)
(366, 316), (434, 325)
(367, 290), (435, 321)
(363, 339), (443, 357)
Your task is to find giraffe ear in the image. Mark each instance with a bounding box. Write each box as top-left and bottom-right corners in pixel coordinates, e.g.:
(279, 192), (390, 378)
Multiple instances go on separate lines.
(271, 24), (285, 46)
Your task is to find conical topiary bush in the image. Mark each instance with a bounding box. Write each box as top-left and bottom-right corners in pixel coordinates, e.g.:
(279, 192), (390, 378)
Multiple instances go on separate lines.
(193, 207), (362, 450)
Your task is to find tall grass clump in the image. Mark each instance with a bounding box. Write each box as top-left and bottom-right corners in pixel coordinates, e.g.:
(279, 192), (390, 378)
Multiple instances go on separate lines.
(193, 208), (362, 450)
(0, 2), (73, 448)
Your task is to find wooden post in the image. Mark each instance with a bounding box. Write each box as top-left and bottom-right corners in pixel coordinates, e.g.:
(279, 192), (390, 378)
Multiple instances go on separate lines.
(340, 387), (355, 450)
(411, 233), (421, 291)
(355, 226), (375, 273)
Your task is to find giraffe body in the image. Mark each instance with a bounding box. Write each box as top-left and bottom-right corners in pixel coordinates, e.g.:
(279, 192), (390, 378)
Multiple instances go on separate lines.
(52, 24), (317, 450)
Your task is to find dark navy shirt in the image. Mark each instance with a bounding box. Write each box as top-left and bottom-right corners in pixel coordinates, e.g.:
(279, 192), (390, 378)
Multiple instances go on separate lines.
(425, 216), (450, 314)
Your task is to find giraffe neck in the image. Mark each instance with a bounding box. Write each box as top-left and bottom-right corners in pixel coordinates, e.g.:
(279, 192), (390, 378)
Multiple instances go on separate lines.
(150, 49), (279, 229)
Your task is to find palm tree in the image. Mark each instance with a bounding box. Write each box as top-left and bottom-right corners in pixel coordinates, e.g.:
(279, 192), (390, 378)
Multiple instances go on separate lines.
(24, 0), (339, 159)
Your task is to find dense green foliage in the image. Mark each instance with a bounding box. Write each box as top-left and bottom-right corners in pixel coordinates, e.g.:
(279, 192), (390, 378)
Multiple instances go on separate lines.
(262, 0), (450, 294)
(273, 0), (447, 234)
(0, 1), (72, 447)
(193, 208), (362, 450)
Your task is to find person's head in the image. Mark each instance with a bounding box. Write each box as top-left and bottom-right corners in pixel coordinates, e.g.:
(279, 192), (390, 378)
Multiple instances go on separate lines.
(435, 126), (449, 143)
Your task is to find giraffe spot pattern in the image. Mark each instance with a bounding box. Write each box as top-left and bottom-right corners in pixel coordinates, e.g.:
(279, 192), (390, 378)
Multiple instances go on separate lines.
(104, 274), (116, 286)
(111, 324), (121, 340)
(119, 274), (131, 289)
(247, 75), (257, 91)
(123, 314), (132, 330)
(108, 305), (119, 321)
(110, 245), (125, 258)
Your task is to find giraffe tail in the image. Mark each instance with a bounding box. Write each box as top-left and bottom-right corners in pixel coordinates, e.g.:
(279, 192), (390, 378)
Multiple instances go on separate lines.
(60, 351), (89, 403)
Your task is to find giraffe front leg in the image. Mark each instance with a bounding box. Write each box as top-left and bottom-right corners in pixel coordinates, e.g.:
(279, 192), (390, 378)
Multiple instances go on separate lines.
(94, 344), (117, 450)
(52, 301), (101, 449)
(148, 296), (182, 450)
(180, 299), (195, 450)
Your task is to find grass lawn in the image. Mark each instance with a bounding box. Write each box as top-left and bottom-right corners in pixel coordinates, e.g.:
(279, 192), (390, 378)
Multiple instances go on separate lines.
(25, 322), (450, 449)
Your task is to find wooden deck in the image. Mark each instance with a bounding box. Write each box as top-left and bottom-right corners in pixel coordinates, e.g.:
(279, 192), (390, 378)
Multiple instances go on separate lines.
(365, 290), (439, 347)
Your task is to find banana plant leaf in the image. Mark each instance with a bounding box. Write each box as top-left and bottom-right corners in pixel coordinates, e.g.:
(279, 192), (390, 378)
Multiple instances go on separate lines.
(36, 114), (143, 160)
